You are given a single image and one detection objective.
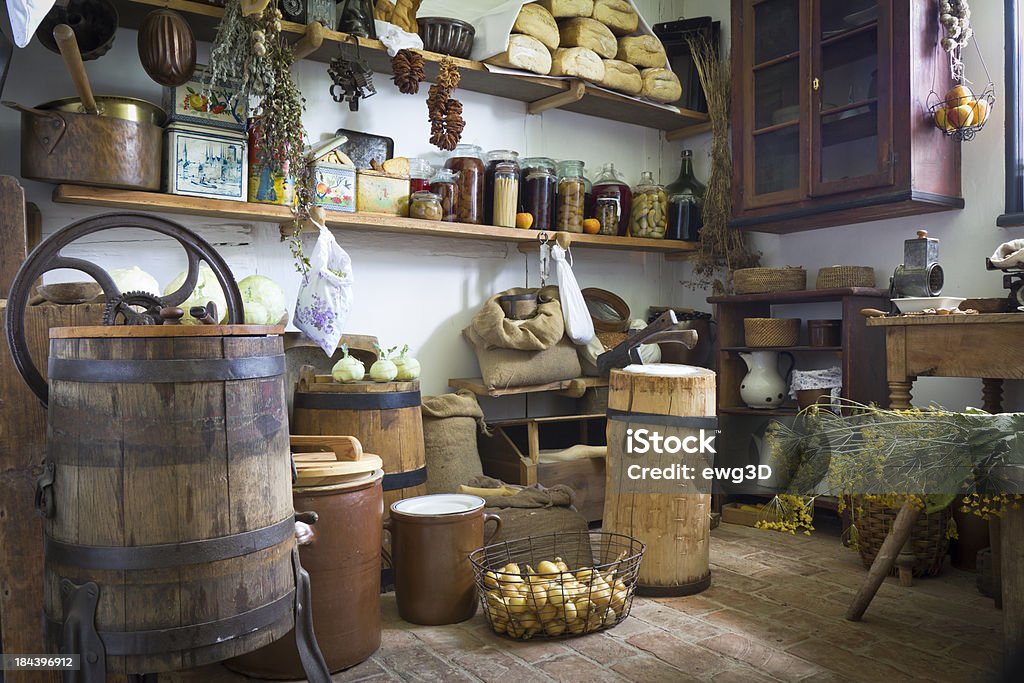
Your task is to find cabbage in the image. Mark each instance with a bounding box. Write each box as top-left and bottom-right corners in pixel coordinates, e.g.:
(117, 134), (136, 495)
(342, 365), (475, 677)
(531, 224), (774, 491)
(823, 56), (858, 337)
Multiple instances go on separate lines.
(164, 264), (228, 324)
(110, 266), (160, 296)
(238, 274), (287, 325)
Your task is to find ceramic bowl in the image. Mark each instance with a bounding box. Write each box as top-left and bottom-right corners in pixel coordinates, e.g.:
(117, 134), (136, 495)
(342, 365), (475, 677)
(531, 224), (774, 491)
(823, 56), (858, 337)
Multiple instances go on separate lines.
(891, 296), (966, 313)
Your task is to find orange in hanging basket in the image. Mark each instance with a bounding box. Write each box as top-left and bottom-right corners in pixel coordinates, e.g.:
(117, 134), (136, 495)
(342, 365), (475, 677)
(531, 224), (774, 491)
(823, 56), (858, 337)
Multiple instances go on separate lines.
(927, 81), (995, 142)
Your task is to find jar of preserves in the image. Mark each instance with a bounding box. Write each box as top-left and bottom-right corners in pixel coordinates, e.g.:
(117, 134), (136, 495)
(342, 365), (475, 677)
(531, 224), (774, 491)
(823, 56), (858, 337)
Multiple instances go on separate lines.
(556, 160), (586, 233)
(429, 169), (459, 222)
(484, 150), (519, 225)
(630, 171), (668, 239)
(522, 167), (556, 231)
(581, 164), (593, 219)
(409, 191), (444, 221)
(443, 144), (485, 224)
(664, 150), (706, 241)
(492, 162), (520, 228)
(409, 158), (434, 194)
(590, 162), (632, 236)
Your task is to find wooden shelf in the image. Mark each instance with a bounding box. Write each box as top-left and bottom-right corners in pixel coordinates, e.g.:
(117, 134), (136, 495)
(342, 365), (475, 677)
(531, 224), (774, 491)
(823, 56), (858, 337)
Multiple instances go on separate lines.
(117, 0), (710, 136)
(707, 287), (888, 305)
(719, 406), (798, 417)
(448, 376), (608, 398)
(721, 346), (842, 353)
(52, 185), (697, 255)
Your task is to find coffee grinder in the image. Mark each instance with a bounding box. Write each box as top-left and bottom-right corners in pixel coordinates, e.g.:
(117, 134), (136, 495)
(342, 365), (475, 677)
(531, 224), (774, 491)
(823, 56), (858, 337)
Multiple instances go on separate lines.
(890, 229), (943, 305)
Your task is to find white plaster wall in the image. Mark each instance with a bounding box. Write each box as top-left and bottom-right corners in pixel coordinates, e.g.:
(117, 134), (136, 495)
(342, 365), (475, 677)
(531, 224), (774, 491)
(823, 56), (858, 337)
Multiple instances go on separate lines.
(0, 0), (696, 414)
(680, 0), (1022, 411)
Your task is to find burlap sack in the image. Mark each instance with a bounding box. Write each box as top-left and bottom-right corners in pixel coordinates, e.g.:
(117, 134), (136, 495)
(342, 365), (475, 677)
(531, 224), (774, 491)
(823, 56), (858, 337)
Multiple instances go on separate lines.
(421, 390), (487, 494)
(464, 326), (582, 389)
(470, 286), (564, 351)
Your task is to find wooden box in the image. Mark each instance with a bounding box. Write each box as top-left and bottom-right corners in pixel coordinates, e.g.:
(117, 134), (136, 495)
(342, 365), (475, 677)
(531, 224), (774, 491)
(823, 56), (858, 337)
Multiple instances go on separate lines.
(721, 502), (779, 528)
(477, 414), (606, 522)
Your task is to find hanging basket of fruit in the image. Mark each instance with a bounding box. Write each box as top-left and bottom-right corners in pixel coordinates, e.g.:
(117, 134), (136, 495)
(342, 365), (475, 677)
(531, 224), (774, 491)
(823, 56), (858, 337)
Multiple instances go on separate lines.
(927, 0), (994, 142)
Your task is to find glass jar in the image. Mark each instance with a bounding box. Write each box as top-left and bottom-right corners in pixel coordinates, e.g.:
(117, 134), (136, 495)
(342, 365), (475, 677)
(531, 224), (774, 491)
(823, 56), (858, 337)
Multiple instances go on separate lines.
(443, 144), (485, 224)
(520, 157), (556, 229)
(492, 161), (520, 228)
(409, 191), (444, 221)
(664, 150), (707, 241)
(582, 164), (593, 219)
(630, 171), (667, 239)
(590, 162), (632, 236)
(556, 160), (587, 233)
(484, 150), (519, 225)
(429, 169), (459, 222)
(409, 158), (434, 194)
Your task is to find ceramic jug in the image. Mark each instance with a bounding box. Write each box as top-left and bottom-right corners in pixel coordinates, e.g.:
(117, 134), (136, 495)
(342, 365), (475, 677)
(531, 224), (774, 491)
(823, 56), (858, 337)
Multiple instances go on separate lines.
(739, 351), (795, 409)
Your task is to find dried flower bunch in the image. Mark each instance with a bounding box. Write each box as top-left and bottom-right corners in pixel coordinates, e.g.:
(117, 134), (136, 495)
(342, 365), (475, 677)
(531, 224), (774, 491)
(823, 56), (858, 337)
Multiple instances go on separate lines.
(427, 57), (465, 151)
(391, 49), (426, 94)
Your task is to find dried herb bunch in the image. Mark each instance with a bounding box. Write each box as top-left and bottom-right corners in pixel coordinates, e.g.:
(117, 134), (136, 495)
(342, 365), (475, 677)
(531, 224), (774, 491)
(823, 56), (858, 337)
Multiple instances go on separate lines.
(207, 0), (275, 101)
(682, 34), (759, 294)
(427, 57), (465, 151)
(392, 49), (426, 94)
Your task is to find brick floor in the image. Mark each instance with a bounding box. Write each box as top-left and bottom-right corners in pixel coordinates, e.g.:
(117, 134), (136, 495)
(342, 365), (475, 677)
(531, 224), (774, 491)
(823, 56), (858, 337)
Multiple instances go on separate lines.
(163, 523), (1005, 683)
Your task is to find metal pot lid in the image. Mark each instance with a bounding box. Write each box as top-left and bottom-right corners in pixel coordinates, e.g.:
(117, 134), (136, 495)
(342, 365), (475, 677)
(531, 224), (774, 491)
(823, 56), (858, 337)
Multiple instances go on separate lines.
(391, 494), (485, 517)
(37, 96), (167, 126)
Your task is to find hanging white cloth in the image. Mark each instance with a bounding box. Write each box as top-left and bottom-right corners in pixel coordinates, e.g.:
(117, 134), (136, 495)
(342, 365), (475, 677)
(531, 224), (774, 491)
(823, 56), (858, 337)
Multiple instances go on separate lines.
(5, 0), (55, 48)
(549, 243), (594, 345)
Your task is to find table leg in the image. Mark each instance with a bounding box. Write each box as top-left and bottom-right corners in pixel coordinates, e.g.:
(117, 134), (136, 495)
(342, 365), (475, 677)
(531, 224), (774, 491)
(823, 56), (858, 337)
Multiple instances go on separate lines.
(1003, 506), (1024, 661)
(888, 378), (914, 409)
(982, 378), (1004, 413)
(991, 516), (1003, 609)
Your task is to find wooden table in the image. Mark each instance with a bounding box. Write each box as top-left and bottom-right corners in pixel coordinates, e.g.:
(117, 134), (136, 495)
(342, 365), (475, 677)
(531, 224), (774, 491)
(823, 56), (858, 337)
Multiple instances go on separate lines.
(866, 312), (1024, 656)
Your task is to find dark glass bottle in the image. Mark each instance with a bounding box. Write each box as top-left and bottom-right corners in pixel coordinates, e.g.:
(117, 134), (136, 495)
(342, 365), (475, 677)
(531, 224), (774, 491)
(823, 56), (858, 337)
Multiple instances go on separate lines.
(664, 149), (707, 241)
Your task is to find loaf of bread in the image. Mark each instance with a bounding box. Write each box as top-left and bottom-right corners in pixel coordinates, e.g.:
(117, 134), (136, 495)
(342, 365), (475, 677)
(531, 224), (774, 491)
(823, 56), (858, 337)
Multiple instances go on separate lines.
(616, 35), (668, 68)
(592, 0), (639, 35)
(640, 67), (682, 103)
(486, 34), (553, 75)
(538, 0), (594, 19)
(558, 17), (617, 59)
(513, 3), (560, 51)
(598, 59), (642, 95)
(550, 47), (605, 82)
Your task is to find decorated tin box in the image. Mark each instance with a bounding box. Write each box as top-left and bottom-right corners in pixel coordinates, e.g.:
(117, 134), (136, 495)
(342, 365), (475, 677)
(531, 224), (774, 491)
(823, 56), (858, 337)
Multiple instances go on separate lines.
(313, 162), (356, 213)
(163, 65), (247, 131)
(249, 163), (296, 206)
(356, 169), (410, 216)
(164, 123), (247, 201)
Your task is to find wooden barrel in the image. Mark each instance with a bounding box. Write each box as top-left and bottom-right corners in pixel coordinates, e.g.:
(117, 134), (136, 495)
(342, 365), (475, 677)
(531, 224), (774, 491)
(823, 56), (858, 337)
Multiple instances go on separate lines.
(43, 325), (296, 675)
(292, 367), (427, 512)
(602, 366), (717, 596)
(228, 470), (384, 677)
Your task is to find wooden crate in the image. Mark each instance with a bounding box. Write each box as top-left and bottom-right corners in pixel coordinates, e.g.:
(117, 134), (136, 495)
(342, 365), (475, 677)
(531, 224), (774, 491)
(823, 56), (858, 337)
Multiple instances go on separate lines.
(477, 414), (606, 522)
(721, 502), (780, 528)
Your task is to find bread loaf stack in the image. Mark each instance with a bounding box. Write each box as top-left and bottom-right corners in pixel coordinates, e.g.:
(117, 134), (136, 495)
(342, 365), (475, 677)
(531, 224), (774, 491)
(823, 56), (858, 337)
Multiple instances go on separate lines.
(486, 0), (681, 104)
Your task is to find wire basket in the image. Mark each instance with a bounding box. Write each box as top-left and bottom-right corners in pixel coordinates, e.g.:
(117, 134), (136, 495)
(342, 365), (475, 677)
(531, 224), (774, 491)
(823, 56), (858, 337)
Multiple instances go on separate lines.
(926, 81), (996, 142)
(469, 531), (645, 640)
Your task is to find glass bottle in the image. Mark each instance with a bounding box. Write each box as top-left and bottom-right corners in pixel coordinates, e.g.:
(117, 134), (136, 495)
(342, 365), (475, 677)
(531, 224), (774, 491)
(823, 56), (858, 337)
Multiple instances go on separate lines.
(409, 191), (444, 221)
(429, 169), (459, 222)
(409, 158), (434, 194)
(443, 144), (485, 224)
(590, 162), (632, 236)
(492, 162), (520, 228)
(556, 160), (586, 233)
(484, 150), (520, 225)
(582, 164), (593, 219)
(664, 150), (707, 241)
(630, 171), (667, 239)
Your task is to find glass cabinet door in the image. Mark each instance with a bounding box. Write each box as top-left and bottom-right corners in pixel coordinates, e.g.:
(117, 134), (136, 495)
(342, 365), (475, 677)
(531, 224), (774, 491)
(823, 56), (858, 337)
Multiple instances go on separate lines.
(809, 0), (894, 196)
(743, 0), (808, 208)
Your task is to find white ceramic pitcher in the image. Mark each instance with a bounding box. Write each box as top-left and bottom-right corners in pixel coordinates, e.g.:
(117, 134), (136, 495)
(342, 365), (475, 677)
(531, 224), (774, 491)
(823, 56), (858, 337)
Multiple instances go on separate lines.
(739, 351), (795, 409)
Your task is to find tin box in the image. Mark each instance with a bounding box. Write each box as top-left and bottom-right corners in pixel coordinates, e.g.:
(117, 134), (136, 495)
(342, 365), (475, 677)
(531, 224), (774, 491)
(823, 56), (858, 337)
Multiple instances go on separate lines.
(165, 123), (247, 201)
(313, 162), (356, 213)
(249, 163), (296, 206)
(163, 65), (247, 131)
(356, 169), (410, 216)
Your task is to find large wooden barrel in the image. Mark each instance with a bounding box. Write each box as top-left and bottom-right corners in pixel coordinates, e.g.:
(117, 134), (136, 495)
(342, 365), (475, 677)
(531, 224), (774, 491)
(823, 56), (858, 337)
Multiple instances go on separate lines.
(602, 366), (717, 596)
(229, 469), (384, 677)
(292, 367), (427, 511)
(43, 325), (296, 675)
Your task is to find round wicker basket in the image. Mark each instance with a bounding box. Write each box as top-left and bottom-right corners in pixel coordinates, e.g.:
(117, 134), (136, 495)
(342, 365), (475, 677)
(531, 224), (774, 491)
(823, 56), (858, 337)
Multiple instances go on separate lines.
(855, 498), (951, 577)
(816, 266), (876, 290)
(744, 318), (800, 347)
(734, 267), (806, 295)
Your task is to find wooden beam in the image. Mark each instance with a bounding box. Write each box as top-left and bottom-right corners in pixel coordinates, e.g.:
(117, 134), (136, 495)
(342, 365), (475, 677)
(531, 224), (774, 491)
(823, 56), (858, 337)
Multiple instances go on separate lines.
(291, 21), (325, 60)
(528, 80), (587, 115)
(666, 121), (713, 142)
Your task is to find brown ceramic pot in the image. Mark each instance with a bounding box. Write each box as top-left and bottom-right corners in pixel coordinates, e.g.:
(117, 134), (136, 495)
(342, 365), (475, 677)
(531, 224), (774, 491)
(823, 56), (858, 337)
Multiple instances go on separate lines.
(386, 495), (501, 625)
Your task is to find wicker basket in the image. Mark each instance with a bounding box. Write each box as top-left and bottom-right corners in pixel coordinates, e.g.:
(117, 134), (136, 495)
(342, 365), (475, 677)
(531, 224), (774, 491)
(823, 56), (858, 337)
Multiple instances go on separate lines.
(734, 267), (806, 294)
(855, 498), (951, 577)
(469, 531), (645, 640)
(816, 266), (876, 290)
(744, 318), (800, 347)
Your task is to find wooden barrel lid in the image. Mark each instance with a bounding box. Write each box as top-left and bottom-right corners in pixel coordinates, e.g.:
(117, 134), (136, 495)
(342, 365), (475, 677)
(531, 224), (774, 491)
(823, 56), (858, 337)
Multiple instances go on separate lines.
(50, 325), (285, 339)
(293, 453), (383, 488)
(294, 468), (384, 493)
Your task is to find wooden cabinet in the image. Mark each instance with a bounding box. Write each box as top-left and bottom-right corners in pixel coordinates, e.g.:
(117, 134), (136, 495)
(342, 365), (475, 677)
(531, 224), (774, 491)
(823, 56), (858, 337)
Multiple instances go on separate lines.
(730, 0), (963, 233)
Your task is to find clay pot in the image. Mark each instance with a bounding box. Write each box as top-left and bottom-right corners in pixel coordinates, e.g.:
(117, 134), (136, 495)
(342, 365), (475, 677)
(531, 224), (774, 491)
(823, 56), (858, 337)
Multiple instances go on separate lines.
(137, 9), (196, 87)
(386, 495), (501, 625)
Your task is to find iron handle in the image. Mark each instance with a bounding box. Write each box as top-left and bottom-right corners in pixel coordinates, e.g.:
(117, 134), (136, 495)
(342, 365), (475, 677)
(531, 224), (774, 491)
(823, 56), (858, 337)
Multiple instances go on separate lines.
(35, 461), (55, 519)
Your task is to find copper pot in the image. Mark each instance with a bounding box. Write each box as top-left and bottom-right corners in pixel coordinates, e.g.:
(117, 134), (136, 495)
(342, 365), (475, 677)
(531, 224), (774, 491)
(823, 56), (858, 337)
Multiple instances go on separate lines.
(386, 495), (501, 625)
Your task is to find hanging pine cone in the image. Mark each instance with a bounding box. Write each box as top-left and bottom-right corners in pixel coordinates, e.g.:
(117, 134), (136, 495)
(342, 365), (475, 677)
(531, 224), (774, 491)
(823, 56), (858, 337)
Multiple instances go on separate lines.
(391, 49), (425, 95)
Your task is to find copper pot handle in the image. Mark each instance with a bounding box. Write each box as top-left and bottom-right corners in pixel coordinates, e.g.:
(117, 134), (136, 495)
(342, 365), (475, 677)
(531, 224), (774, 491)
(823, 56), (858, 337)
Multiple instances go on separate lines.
(483, 513), (502, 544)
(53, 24), (99, 115)
(2, 101), (67, 154)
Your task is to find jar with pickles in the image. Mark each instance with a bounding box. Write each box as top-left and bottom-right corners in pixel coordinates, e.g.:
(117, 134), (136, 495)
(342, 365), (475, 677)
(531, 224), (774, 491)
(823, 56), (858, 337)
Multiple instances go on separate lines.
(429, 169), (458, 222)
(409, 191), (443, 221)
(630, 171), (668, 239)
(484, 150), (519, 226)
(443, 144), (485, 224)
(555, 160), (587, 233)
(590, 162), (631, 236)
